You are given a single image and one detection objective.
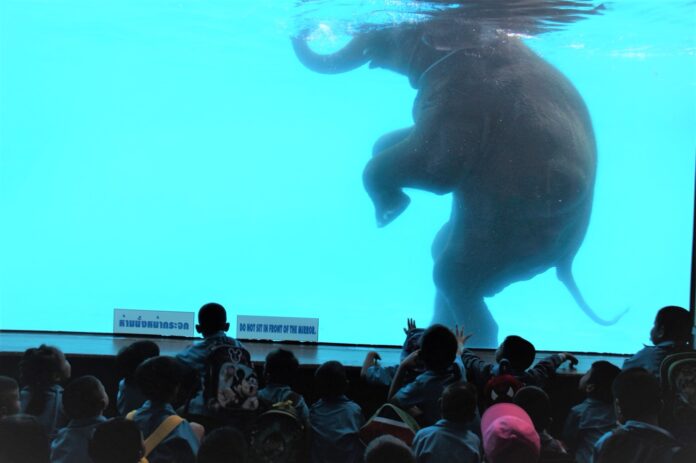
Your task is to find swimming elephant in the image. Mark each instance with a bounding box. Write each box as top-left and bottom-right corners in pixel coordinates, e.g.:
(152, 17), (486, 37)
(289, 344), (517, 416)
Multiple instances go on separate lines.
(292, 23), (622, 346)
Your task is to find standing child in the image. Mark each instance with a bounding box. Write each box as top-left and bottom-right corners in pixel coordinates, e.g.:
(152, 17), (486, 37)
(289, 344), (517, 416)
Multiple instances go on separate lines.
(115, 340), (160, 415)
(19, 345), (71, 437)
(128, 356), (203, 463)
(562, 361), (620, 463)
(390, 324), (463, 427)
(0, 376), (20, 418)
(309, 361), (364, 463)
(50, 375), (108, 463)
(411, 381), (482, 463)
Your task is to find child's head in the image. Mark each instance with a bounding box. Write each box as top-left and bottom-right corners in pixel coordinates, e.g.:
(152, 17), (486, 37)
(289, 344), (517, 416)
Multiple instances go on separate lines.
(0, 414), (51, 463)
(196, 302), (230, 336)
(613, 367), (661, 423)
(115, 341), (160, 385)
(513, 386), (551, 432)
(441, 381), (477, 423)
(419, 324), (458, 372)
(19, 345), (71, 416)
(364, 435), (416, 463)
(315, 361), (348, 399)
(496, 336), (536, 371)
(197, 426), (248, 463)
(0, 376), (20, 418)
(650, 305), (691, 345)
(135, 356), (184, 404)
(62, 376), (108, 420)
(264, 349), (299, 385)
(481, 403), (540, 463)
(578, 361), (621, 403)
(89, 418), (144, 463)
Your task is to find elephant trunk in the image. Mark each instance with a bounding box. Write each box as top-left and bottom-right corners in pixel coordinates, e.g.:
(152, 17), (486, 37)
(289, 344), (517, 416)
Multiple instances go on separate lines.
(291, 33), (372, 74)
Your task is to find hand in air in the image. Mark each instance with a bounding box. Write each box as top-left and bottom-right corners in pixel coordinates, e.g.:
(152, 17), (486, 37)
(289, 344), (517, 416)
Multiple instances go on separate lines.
(454, 324), (473, 353)
(561, 352), (579, 369)
(403, 318), (417, 335)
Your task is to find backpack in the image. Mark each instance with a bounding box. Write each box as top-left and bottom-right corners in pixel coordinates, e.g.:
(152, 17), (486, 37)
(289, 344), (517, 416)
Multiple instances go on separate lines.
(359, 403), (420, 446)
(596, 426), (682, 463)
(203, 344), (259, 413)
(249, 399), (306, 463)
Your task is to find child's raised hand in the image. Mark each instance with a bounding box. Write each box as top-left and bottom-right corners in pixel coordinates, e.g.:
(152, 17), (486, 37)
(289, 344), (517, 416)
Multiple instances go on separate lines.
(365, 350), (381, 364)
(454, 324), (473, 353)
(403, 318), (417, 334)
(561, 352), (579, 369)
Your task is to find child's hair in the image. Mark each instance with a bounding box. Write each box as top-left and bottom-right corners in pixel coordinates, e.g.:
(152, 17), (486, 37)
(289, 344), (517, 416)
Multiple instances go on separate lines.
(197, 302), (228, 334)
(419, 324), (458, 372)
(115, 341), (160, 385)
(364, 434), (416, 463)
(654, 306), (691, 345)
(19, 345), (69, 416)
(513, 386), (551, 432)
(586, 361), (621, 403)
(441, 381), (477, 423)
(0, 414), (51, 463)
(197, 426), (248, 463)
(0, 376), (19, 417)
(264, 349), (299, 385)
(89, 418), (143, 463)
(613, 368), (661, 420)
(62, 376), (107, 420)
(315, 361), (348, 399)
(135, 356), (184, 404)
(498, 336), (536, 371)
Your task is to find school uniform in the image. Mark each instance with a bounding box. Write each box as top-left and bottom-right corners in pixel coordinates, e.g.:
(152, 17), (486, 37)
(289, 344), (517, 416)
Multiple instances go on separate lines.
(258, 383), (309, 423)
(309, 395), (364, 463)
(562, 398), (617, 463)
(175, 331), (244, 377)
(592, 420), (682, 463)
(622, 341), (691, 376)
(412, 419), (482, 463)
(392, 364), (463, 427)
(117, 379), (147, 416)
(20, 385), (67, 438)
(364, 365), (398, 387)
(131, 400), (199, 463)
(50, 416), (107, 463)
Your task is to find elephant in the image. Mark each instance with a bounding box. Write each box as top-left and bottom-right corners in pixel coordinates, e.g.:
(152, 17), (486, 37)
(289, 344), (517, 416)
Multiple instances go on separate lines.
(292, 22), (624, 346)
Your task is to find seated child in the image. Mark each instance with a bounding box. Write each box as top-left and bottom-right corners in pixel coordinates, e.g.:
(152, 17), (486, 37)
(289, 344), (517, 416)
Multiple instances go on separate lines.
(364, 435), (416, 463)
(361, 318), (424, 387)
(461, 335), (577, 403)
(197, 426), (248, 463)
(593, 367), (684, 463)
(481, 403), (540, 463)
(412, 381), (481, 463)
(389, 324), (463, 427)
(562, 360), (620, 463)
(623, 306), (692, 376)
(115, 340), (160, 416)
(89, 418), (145, 463)
(0, 376), (20, 418)
(19, 344), (71, 437)
(129, 356), (202, 463)
(309, 361), (364, 463)
(50, 375), (108, 463)
(258, 348), (309, 423)
(513, 386), (573, 463)
(0, 414), (51, 463)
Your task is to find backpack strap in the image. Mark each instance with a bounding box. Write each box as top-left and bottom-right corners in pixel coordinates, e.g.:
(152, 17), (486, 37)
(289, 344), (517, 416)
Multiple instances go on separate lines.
(126, 410), (184, 457)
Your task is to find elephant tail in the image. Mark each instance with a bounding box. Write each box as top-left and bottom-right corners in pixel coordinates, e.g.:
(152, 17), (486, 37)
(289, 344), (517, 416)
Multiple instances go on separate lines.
(556, 262), (628, 326)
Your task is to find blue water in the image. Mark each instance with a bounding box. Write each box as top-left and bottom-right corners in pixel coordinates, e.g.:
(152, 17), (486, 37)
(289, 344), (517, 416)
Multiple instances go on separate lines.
(1, 0), (694, 352)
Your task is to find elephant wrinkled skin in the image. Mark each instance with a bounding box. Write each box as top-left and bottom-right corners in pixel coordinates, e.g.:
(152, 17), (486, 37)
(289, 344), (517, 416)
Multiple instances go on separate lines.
(293, 24), (622, 346)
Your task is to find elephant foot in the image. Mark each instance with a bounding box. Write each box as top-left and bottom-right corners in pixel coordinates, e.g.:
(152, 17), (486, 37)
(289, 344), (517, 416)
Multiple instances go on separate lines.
(375, 191), (411, 227)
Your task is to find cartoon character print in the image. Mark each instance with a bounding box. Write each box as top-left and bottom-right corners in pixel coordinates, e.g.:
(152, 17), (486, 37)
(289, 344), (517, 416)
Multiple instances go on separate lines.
(215, 361), (259, 411)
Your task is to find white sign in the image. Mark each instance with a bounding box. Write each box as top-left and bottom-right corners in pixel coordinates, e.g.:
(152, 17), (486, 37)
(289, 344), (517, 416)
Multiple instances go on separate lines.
(236, 315), (319, 342)
(114, 308), (195, 337)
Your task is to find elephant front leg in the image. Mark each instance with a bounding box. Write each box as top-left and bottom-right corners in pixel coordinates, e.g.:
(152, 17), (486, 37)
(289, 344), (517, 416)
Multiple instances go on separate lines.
(363, 120), (478, 227)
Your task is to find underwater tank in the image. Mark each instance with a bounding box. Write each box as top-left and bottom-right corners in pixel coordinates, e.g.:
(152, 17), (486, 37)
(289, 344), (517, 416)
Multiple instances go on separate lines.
(0, 0), (694, 352)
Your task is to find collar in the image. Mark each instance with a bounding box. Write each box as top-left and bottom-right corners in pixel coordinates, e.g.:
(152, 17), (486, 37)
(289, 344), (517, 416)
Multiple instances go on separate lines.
(142, 400), (176, 413)
(623, 420), (675, 439)
(68, 416), (107, 428)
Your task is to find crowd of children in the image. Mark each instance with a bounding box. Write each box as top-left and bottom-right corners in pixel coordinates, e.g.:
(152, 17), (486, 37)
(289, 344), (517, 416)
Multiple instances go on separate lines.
(0, 303), (694, 463)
